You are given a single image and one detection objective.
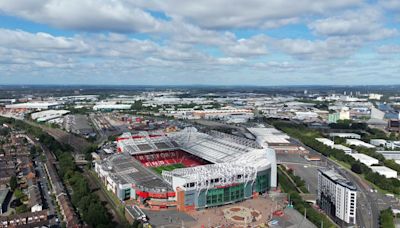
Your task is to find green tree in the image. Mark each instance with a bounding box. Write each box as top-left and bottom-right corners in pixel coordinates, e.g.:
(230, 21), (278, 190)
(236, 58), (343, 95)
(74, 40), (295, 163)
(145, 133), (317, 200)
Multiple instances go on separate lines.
(351, 163), (363, 174)
(10, 176), (18, 191)
(380, 208), (395, 228)
(16, 204), (28, 213)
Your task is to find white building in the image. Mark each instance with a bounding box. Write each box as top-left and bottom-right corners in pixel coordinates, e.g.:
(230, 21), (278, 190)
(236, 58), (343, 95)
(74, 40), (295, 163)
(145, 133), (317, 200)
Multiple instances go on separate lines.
(370, 139), (387, 147)
(316, 138), (334, 148)
(93, 103), (132, 111)
(370, 166), (397, 179)
(332, 144), (353, 154)
(318, 169), (357, 225)
(294, 111), (319, 120)
(31, 110), (70, 122)
(346, 139), (376, 149)
(5, 102), (63, 110)
(349, 153), (379, 166)
(339, 107), (350, 120)
(369, 94), (383, 100)
(377, 150), (400, 161)
(247, 127), (291, 146)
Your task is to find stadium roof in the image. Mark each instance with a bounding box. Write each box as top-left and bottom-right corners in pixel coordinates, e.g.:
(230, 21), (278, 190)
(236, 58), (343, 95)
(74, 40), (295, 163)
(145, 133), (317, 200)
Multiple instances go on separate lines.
(169, 128), (255, 163)
(101, 154), (172, 192)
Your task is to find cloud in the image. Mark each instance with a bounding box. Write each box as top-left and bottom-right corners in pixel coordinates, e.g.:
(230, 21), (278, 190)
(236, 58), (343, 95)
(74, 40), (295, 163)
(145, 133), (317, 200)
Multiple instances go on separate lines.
(277, 37), (362, 60)
(0, 0), (363, 32)
(0, 29), (89, 53)
(222, 35), (269, 57)
(0, 0), (163, 33)
(144, 0), (361, 29)
(379, 0), (400, 11)
(308, 8), (397, 40)
(377, 45), (400, 54)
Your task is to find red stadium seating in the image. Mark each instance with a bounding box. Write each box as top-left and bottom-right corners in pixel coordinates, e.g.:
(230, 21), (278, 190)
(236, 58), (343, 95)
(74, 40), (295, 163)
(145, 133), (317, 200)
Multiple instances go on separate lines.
(133, 150), (209, 168)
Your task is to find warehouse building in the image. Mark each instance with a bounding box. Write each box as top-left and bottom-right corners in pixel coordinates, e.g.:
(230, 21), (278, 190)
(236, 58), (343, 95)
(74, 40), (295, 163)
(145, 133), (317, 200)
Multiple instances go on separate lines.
(349, 153), (379, 166)
(31, 110), (70, 122)
(93, 103), (132, 111)
(318, 169), (357, 225)
(332, 144), (352, 154)
(316, 138), (334, 148)
(329, 133), (361, 139)
(5, 102), (63, 110)
(346, 139), (376, 149)
(370, 166), (397, 179)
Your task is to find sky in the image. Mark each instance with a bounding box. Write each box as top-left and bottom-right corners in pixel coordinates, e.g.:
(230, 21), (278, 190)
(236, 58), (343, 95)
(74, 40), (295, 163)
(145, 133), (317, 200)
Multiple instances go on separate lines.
(0, 0), (400, 85)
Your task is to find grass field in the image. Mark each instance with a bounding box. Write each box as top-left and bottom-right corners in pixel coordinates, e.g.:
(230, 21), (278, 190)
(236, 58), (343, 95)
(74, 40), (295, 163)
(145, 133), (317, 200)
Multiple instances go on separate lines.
(152, 163), (185, 174)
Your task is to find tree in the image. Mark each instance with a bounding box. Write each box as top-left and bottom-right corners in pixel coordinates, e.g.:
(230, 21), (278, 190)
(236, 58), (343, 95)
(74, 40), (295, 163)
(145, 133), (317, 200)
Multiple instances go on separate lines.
(380, 208), (395, 228)
(16, 204), (28, 213)
(10, 176), (17, 191)
(351, 163), (363, 174)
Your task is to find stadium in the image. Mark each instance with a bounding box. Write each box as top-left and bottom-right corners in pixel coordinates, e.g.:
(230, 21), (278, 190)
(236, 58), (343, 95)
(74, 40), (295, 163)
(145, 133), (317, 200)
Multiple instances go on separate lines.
(94, 127), (277, 211)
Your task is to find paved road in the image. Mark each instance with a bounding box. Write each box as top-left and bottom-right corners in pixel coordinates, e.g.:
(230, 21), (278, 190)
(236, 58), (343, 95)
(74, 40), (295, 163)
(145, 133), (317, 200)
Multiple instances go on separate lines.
(32, 140), (60, 226)
(35, 158), (57, 221)
(288, 137), (377, 228)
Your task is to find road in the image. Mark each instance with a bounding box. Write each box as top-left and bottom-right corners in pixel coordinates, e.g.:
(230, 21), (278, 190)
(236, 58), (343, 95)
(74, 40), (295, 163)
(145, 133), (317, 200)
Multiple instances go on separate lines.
(288, 137), (379, 228)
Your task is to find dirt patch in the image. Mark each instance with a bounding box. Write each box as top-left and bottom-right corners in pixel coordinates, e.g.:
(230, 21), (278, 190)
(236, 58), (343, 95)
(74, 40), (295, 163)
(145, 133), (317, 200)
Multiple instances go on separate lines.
(230, 207), (241, 212)
(232, 216), (244, 221)
(251, 211), (259, 217)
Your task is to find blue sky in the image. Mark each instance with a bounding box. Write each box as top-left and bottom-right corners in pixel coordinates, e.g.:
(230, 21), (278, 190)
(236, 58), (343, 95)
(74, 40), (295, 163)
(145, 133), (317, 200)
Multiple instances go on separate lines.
(0, 0), (399, 85)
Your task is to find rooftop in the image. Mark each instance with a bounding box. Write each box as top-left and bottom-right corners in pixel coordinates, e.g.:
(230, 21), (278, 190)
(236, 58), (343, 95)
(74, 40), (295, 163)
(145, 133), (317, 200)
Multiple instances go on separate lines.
(319, 169), (356, 190)
(99, 153), (172, 192)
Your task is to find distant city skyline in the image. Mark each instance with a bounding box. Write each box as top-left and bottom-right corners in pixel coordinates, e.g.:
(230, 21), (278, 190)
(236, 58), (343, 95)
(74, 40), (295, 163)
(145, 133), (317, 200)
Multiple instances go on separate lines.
(0, 0), (399, 85)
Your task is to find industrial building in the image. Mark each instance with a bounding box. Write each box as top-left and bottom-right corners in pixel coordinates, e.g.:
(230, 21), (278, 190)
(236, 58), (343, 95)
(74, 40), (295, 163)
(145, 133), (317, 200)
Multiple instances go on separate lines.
(93, 103), (132, 111)
(370, 139), (387, 147)
(248, 127), (307, 155)
(190, 109), (254, 121)
(318, 169), (357, 225)
(370, 166), (397, 179)
(316, 138), (334, 148)
(31, 110), (70, 122)
(346, 139), (376, 149)
(377, 150), (400, 161)
(349, 153), (379, 166)
(5, 102), (63, 110)
(95, 128), (277, 211)
(247, 127), (290, 146)
(332, 144), (352, 154)
(329, 133), (361, 139)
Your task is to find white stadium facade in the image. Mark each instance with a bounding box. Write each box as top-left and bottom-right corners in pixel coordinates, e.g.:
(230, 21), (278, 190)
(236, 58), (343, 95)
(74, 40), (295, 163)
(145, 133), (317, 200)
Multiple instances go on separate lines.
(95, 127), (277, 211)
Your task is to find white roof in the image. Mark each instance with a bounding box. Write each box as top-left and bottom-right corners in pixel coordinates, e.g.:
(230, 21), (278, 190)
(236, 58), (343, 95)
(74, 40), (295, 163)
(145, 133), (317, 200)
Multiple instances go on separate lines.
(31, 110), (70, 120)
(370, 166), (397, 174)
(93, 104), (131, 110)
(316, 138), (334, 144)
(329, 133), (361, 138)
(248, 127), (290, 145)
(346, 139), (376, 148)
(350, 153), (379, 162)
(5, 102), (61, 109)
(332, 144), (352, 151)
